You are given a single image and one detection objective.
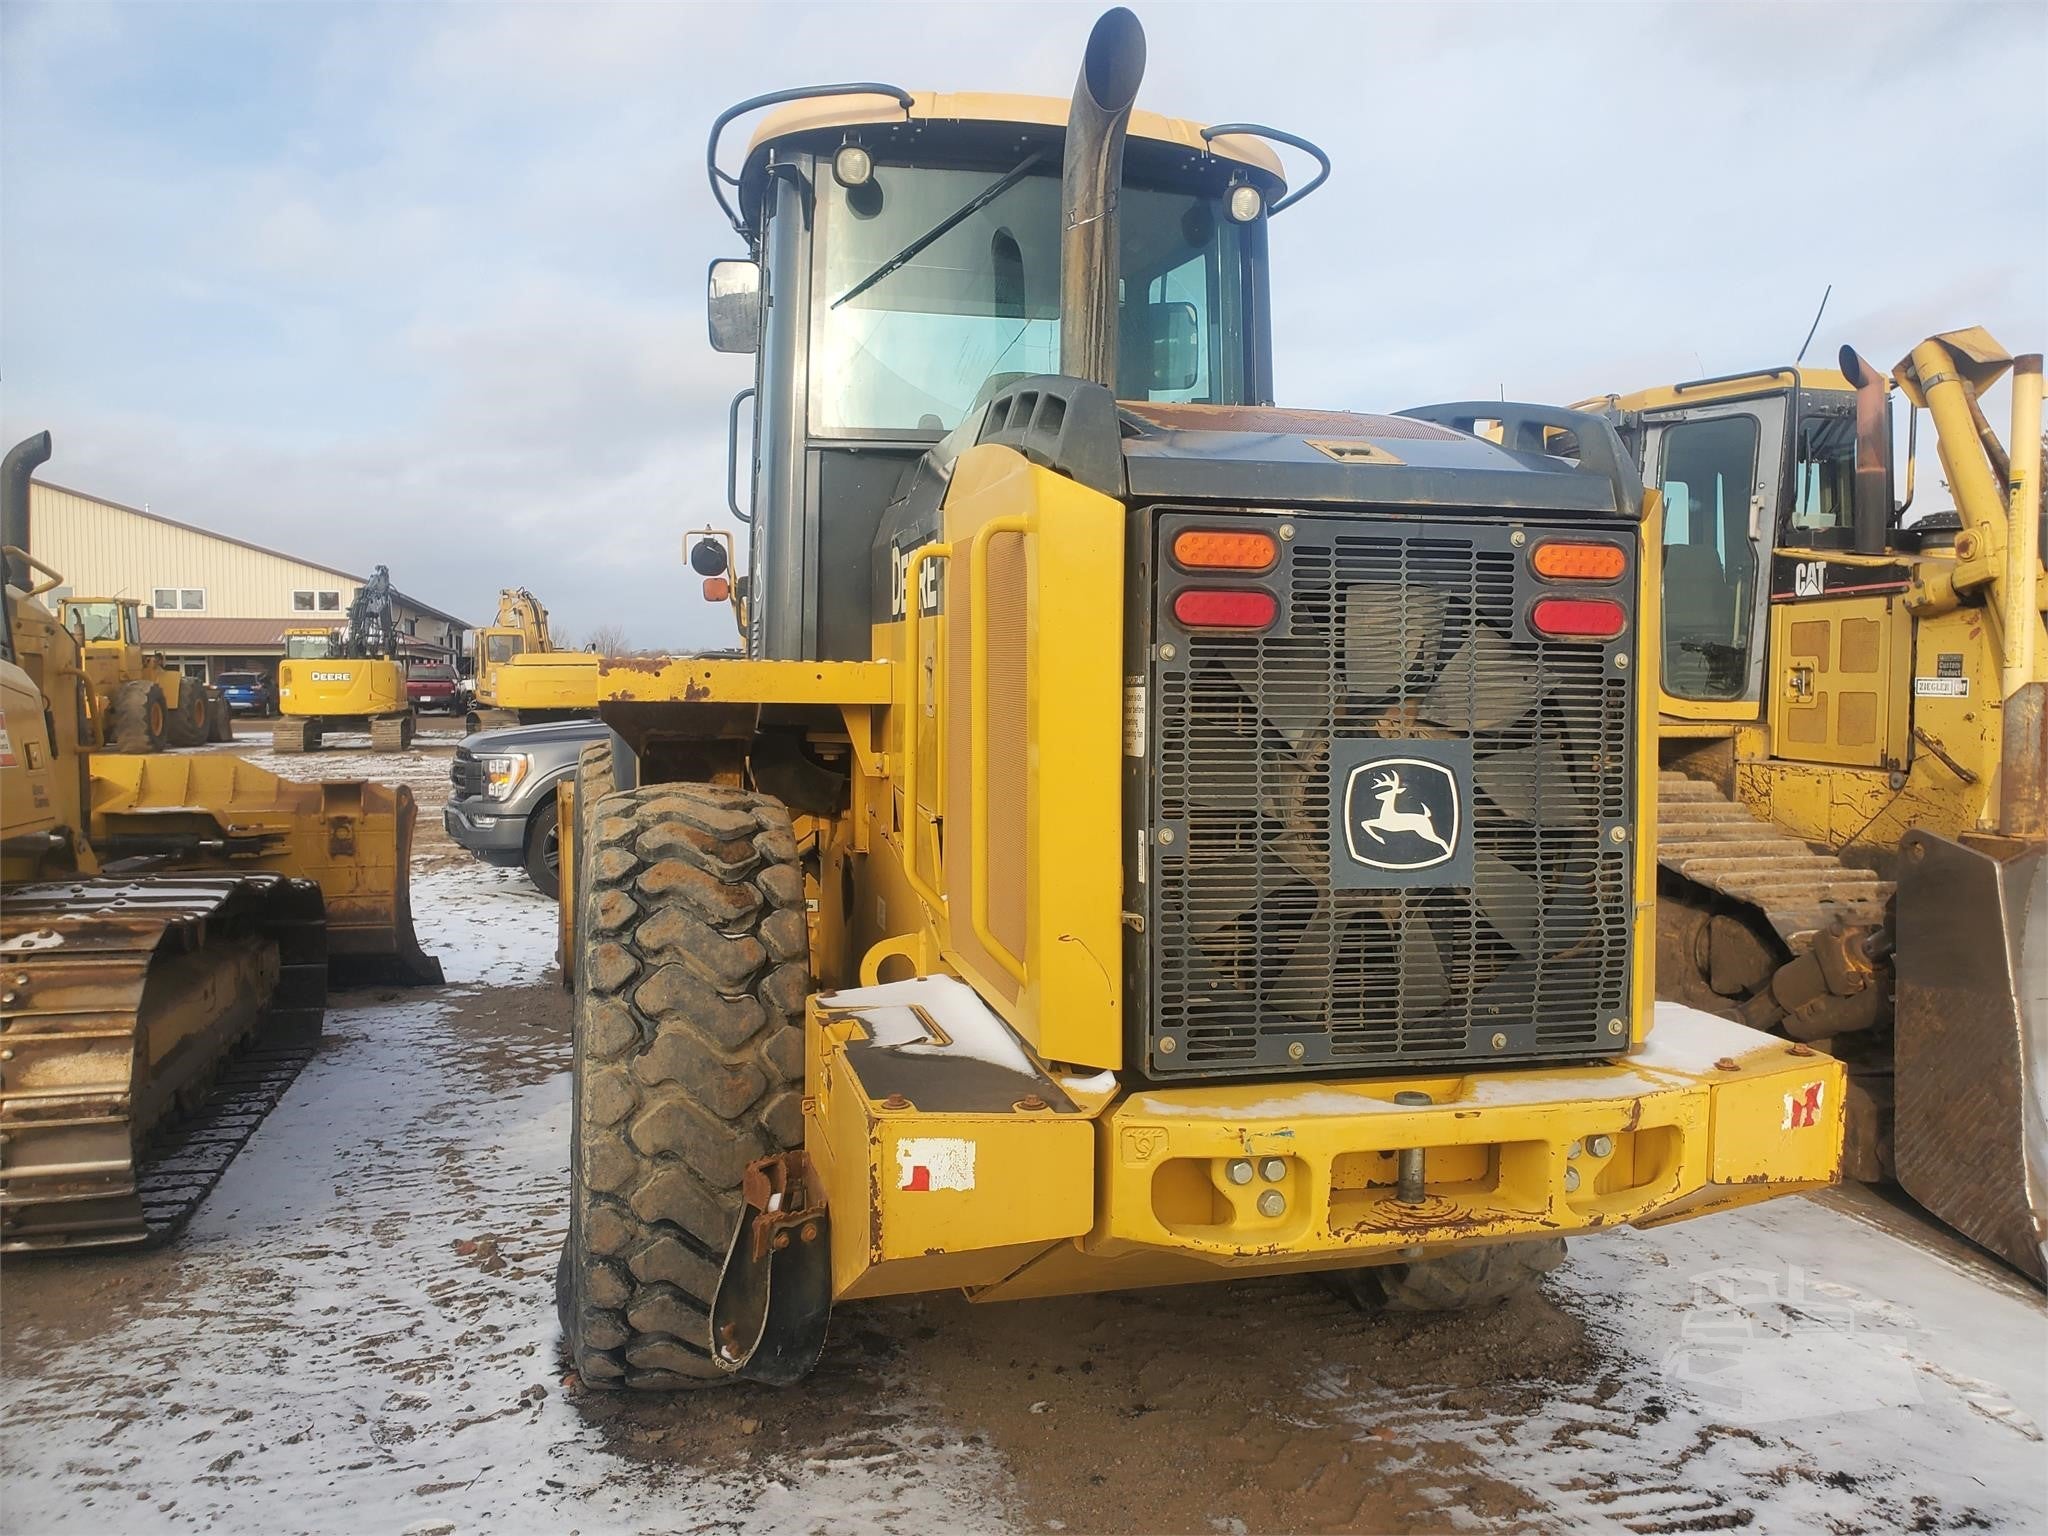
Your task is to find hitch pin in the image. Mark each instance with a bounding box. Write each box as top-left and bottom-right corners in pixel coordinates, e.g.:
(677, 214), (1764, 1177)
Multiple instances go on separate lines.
(1393, 1091), (1432, 1203)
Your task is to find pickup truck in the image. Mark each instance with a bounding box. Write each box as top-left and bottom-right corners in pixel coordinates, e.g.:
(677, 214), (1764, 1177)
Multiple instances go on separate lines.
(406, 662), (461, 715)
(444, 718), (611, 898)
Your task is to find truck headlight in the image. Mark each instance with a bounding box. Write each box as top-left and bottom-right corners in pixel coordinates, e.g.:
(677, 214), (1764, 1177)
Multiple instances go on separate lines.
(481, 753), (531, 801)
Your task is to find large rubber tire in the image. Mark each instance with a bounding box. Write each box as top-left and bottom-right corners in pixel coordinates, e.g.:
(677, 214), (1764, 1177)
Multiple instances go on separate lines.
(165, 683), (207, 748)
(110, 681), (168, 753)
(1328, 1239), (1567, 1313)
(524, 798), (561, 900)
(204, 694), (235, 742)
(558, 782), (810, 1391)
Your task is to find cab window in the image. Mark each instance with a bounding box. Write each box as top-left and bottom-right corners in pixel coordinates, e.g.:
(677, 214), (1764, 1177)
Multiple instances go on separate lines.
(1788, 406), (1857, 540)
(1659, 414), (1759, 702)
(485, 635), (524, 665)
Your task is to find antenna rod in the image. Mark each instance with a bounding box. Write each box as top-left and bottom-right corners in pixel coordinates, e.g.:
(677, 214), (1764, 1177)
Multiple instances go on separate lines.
(1795, 283), (1832, 366)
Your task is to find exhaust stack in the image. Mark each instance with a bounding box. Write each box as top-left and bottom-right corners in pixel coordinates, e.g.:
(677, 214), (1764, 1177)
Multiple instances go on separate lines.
(1059, 7), (1146, 390)
(1837, 348), (1891, 555)
(2, 431), (53, 590)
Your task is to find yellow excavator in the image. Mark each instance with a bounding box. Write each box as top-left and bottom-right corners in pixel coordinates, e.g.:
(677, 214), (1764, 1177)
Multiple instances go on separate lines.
(2, 432), (441, 1254)
(273, 566), (416, 753)
(54, 594), (235, 751)
(1588, 330), (2045, 1281)
(467, 587), (601, 732)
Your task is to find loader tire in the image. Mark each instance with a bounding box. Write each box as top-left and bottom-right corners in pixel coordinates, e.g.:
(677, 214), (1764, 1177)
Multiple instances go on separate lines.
(111, 680), (169, 753)
(205, 694), (235, 742)
(524, 799), (561, 900)
(1327, 1238), (1567, 1313)
(557, 782), (810, 1391)
(166, 683), (207, 747)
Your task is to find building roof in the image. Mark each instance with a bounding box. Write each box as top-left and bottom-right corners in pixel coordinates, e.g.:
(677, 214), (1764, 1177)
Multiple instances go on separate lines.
(141, 615), (461, 656)
(33, 478), (472, 630)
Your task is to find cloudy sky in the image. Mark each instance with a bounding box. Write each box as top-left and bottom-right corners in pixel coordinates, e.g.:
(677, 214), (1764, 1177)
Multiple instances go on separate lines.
(4, 1), (2043, 650)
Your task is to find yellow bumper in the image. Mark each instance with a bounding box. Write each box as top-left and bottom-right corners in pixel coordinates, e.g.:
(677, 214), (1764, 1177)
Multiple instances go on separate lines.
(808, 981), (1845, 1304)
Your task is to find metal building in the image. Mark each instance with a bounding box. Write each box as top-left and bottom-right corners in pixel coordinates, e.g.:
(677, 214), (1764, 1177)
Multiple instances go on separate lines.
(26, 480), (470, 684)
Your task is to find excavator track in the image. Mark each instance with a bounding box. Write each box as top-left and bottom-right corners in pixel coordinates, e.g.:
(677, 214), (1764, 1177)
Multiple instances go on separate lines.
(1657, 771), (1893, 953)
(0, 874), (325, 1254)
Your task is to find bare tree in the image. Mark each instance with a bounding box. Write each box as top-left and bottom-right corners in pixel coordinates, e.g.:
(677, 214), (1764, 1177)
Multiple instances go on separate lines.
(581, 622), (631, 656)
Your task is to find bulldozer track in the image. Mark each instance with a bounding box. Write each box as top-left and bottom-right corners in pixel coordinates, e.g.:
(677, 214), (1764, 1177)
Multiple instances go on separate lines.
(0, 874), (325, 1254)
(1656, 771), (1893, 951)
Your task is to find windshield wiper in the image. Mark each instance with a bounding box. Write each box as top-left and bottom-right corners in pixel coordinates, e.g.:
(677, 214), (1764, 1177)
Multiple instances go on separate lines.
(831, 148), (1049, 310)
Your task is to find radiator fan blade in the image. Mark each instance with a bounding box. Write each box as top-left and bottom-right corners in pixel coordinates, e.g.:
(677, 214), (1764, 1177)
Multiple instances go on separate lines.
(1473, 737), (1591, 826)
(1343, 584), (1445, 700)
(1474, 850), (1542, 956)
(1420, 624), (1539, 732)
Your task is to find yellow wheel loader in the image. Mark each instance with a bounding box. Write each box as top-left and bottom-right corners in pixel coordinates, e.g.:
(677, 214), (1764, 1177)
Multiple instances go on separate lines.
(1590, 329), (2045, 1281)
(55, 595), (234, 751)
(467, 588), (605, 733)
(2, 433), (441, 1254)
(550, 8), (1847, 1392)
(273, 566), (416, 752)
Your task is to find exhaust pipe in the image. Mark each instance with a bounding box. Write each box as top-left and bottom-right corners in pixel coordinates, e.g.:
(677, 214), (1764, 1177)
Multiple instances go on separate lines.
(1837, 348), (1891, 555)
(2, 430), (53, 589)
(1059, 7), (1147, 390)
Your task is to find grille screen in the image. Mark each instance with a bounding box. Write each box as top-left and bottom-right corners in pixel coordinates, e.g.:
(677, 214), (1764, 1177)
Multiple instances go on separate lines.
(1147, 511), (1636, 1077)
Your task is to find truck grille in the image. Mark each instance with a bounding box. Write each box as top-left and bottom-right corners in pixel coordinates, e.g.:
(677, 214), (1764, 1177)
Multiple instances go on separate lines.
(1147, 511), (1636, 1078)
(451, 748), (483, 798)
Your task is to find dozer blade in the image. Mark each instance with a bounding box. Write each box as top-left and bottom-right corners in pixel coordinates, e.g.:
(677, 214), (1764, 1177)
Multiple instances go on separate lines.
(1893, 830), (2047, 1285)
(88, 753), (443, 985)
(0, 874), (326, 1254)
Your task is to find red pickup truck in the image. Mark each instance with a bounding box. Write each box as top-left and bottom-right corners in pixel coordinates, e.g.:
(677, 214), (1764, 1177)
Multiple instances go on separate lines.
(405, 662), (461, 715)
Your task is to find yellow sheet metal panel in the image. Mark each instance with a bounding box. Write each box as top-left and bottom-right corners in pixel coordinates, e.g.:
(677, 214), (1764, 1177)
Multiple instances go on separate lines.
(579, 656), (893, 707)
(934, 444), (1125, 1068)
(278, 656), (405, 718)
(493, 651), (602, 710)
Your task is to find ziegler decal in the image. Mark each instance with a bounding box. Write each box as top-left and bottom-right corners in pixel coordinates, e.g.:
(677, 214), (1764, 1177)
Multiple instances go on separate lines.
(1913, 676), (1968, 698)
(1783, 1081), (1825, 1130)
(897, 1136), (975, 1192)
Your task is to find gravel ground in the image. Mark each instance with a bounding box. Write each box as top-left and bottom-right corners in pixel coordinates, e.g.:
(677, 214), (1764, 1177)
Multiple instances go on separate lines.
(2, 733), (2044, 1534)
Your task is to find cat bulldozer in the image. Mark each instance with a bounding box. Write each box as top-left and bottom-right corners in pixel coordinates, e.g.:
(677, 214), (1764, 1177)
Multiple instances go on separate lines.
(467, 587), (600, 732)
(54, 594), (235, 751)
(550, 8), (1846, 1392)
(274, 566), (416, 753)
(2, 432), (441, 1254)
(1589, 329), (2045, 1281)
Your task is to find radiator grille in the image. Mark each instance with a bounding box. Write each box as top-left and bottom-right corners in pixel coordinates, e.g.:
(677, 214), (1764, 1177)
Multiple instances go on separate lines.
(1148, 512), (1635, 1077)
(451, 747), (483, 798)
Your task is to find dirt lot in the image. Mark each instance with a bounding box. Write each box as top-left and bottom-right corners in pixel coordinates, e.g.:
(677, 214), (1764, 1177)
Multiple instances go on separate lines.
(3, 729), (2044, 1534)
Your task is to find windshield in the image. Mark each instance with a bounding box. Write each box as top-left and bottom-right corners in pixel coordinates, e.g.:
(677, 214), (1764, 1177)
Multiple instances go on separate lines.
(811, 163), (1255, 434)
(485, 635), (524, 664)
(66, 601), (123, 642)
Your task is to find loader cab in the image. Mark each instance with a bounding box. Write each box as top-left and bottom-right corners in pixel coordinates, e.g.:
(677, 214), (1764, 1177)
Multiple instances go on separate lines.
(708, 91), (1290, 661)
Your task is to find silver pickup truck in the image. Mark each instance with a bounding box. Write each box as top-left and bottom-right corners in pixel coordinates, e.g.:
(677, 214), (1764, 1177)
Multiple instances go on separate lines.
(445, 718), (608, 898)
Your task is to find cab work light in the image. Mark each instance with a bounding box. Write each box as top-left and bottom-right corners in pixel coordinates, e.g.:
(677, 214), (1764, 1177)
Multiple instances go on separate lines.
(1532, 540), (1627, 581)
(1173, 588), (1278, 629)
(1531, 596), (1627, 640)
(1172, 529), (1278, 571)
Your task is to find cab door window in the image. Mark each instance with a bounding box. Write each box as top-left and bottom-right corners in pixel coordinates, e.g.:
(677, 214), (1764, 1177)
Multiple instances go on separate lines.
(1659, 414), (1760, 701)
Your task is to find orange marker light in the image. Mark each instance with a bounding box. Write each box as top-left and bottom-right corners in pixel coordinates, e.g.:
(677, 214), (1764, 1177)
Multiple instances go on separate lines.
(1532, 541), (1627, 581)
(702, 576), (731, 602)
(1173, 529), (1279, 571)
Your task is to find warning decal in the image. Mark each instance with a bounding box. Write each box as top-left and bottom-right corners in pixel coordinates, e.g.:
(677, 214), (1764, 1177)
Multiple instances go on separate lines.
(1783, 1081), (1825, 1130)
(897, 1136), (976, 1192)
(0, 709), (15, 768)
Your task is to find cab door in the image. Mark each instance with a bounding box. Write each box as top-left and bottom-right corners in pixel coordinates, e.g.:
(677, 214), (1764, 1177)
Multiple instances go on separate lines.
(1644, 395), (1785, 720)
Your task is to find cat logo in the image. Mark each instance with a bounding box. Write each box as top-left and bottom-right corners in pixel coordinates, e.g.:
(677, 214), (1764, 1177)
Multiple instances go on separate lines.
(1793, 560), (1826, 598)
(1343, 757), (1461, 872)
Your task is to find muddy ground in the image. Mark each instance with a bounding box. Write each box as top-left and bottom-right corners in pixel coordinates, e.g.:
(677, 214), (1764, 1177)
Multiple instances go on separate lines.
(3, 728), (2044, 1533)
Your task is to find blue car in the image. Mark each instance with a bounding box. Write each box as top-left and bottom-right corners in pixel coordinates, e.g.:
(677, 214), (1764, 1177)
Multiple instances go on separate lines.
(214, 670), (277, 716)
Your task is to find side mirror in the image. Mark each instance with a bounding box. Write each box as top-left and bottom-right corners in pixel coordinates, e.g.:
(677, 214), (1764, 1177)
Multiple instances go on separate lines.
(707, 259), (763, 354)
(1131, 300), (1200, 392)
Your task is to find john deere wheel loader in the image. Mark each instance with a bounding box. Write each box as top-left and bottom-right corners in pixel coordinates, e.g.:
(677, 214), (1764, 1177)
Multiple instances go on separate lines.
(551, 8), (1846, 1392)
(467, 587), (600, 732)
(3, 433), (441, 1254)
(1590, 330), (2045, 1282)
(53, 595), (234, 751)
(274, 566), (417, 752)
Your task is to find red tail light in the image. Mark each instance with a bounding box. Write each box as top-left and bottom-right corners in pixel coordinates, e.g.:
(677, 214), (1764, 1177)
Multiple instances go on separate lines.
(1173, 589), (1278, 630)
(1531, 596), (1626, 640)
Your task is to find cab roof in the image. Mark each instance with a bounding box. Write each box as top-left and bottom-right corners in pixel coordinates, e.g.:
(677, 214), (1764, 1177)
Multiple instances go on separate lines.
(1589, 363), (1860, 416)
(743, 89), (1287, 185)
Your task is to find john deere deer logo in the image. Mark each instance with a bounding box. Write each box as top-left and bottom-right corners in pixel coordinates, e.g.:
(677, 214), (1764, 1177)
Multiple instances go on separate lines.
(1342, 756), (1461, 872)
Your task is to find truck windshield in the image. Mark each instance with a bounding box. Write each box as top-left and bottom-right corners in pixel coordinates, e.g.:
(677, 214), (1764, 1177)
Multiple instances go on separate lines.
(811, 162), (1256, 434)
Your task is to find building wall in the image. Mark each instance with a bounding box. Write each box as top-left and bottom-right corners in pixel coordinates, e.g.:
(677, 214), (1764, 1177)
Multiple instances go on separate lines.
(30, 483), (368, 619)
